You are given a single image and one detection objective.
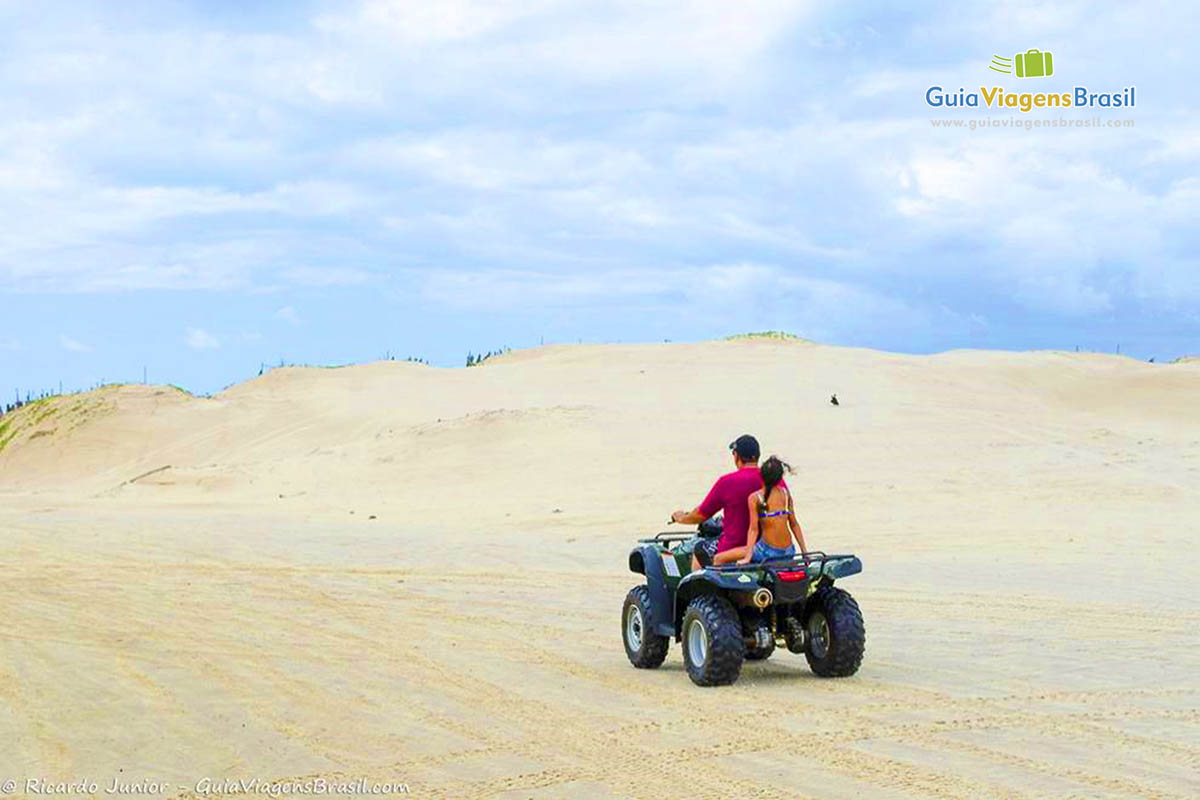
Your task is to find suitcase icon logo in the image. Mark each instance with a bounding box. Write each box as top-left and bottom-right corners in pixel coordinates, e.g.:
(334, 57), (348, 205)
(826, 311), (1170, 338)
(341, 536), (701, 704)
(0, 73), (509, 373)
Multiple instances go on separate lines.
(989, 49), (1054, 78)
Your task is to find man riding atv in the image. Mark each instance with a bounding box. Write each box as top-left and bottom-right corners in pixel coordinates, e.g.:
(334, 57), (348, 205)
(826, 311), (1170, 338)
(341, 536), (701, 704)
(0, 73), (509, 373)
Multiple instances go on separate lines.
(670, 434), (804, 569)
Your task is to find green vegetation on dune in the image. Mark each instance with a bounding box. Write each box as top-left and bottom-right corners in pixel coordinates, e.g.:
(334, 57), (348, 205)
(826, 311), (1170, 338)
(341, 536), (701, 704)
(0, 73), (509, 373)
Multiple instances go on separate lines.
(0, 419), (16, 454)
(33, 403), (59, 424)
(0, 402), (44, 453)
(0, 389), (124, 455)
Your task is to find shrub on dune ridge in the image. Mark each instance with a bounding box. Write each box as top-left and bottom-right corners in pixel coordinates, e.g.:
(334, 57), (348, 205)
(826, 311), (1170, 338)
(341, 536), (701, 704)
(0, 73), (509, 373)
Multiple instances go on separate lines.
(726, 331), (811, 342)
(466, 347), (511, 367)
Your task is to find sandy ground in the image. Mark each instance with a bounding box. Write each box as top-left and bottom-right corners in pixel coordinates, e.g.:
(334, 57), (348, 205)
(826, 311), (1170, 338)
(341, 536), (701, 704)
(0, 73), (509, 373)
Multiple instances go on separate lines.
(1, 339), (1198, 799)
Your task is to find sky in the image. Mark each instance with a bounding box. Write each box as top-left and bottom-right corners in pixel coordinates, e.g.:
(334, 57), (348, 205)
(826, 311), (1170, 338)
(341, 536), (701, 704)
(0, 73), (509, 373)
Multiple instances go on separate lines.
(1, 0), (1197, 397)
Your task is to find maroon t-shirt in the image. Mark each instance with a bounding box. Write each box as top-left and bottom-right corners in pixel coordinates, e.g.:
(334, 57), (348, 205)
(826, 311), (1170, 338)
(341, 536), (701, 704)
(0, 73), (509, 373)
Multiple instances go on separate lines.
(698, 467), (788, 553)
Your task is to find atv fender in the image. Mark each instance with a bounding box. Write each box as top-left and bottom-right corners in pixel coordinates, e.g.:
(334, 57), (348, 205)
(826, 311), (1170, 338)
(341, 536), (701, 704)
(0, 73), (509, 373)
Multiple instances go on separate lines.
(681, 568), (763, 594)
(678, 569), (763, 595)
(630, 545), (674, 637)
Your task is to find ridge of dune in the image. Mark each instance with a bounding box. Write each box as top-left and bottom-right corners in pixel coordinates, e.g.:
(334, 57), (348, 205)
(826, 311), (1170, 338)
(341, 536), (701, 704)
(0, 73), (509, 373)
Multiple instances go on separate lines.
(1, 340), (1196, 531)
(217, 359), (434, 399)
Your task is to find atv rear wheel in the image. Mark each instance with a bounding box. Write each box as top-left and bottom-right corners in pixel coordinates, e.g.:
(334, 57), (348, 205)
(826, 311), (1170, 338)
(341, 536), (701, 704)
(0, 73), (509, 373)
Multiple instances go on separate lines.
(803, 586), (865, 677)
(682, 595), (744, 686)
(622, 586), (669, 668)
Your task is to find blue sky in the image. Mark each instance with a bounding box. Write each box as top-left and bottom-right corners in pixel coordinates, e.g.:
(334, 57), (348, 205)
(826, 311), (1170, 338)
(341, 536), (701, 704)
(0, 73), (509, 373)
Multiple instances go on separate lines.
(1, 0), (1197, 396)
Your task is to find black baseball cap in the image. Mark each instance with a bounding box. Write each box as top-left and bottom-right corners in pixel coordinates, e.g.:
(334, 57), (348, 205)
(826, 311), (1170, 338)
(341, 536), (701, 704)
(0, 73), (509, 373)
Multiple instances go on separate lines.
(728, 434), (760, 461)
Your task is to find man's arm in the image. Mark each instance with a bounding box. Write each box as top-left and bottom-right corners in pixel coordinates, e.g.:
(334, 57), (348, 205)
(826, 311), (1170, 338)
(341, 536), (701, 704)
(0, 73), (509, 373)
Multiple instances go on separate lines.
(671, 508), (707, 525)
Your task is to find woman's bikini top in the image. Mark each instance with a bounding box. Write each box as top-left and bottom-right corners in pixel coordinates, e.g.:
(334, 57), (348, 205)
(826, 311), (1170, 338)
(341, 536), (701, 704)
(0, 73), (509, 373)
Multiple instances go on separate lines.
(757, 489), (790, 519)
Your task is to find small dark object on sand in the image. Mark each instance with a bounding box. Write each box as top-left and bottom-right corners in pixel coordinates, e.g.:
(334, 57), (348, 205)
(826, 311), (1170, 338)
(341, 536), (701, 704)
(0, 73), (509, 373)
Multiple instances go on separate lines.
(830, 394), (839, 406)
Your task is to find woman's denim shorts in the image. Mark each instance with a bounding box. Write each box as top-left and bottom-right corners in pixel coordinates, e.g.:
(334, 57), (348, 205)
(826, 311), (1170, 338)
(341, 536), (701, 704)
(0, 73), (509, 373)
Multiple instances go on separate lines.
(752, 540), (796, 562)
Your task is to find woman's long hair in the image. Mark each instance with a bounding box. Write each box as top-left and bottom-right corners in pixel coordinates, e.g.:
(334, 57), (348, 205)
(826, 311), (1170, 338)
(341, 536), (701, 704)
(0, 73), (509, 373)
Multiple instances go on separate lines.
(760, 455), (793, 507)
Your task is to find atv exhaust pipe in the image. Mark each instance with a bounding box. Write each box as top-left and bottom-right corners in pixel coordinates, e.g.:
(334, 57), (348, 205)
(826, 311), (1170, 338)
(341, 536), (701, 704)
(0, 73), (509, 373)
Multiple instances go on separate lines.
(751, 587), (773, 609)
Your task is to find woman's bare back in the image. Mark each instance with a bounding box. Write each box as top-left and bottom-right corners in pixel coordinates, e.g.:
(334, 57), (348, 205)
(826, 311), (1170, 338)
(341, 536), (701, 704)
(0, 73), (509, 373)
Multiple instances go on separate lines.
(756, 486), (793, 548)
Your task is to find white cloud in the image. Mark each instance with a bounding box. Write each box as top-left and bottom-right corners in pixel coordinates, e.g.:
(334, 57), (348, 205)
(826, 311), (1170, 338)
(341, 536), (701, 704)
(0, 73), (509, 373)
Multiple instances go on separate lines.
(281, 267), (371, 287)
(315, 0), (554, 46)
(274, 306), (301, 325)
(317, 0), (809, 85)
(185, 328), (220, 350)
(59, 335), (91, 353)
(346, 132), (653, 192)
(416, 262), (925, 343)
(886, 134), (1200, 312)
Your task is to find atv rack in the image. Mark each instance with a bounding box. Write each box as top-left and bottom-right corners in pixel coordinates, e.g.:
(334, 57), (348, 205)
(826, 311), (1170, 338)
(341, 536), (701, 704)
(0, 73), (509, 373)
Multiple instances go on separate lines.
(708, 551), (835, 570)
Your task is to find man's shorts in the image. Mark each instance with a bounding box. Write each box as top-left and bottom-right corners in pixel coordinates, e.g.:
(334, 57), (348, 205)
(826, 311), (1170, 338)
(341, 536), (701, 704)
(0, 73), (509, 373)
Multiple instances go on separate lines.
(694, 537), (719, 562)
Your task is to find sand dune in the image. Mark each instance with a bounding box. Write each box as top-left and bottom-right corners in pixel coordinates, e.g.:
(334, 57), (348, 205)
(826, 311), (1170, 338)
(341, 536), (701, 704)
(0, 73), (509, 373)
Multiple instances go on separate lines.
(1, 339), (1198, 798)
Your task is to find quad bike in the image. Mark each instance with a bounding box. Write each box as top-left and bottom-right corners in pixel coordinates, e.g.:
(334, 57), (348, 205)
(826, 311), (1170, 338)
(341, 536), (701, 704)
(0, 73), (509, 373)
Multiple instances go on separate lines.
(622, 517), (865, 686)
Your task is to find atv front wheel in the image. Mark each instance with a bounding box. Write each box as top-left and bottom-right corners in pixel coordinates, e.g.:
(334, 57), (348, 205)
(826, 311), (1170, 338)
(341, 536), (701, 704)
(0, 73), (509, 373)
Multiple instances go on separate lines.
(681, 595), (744, 686)
(622, 586), (669, 668)
(803, 586), (865, 677)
